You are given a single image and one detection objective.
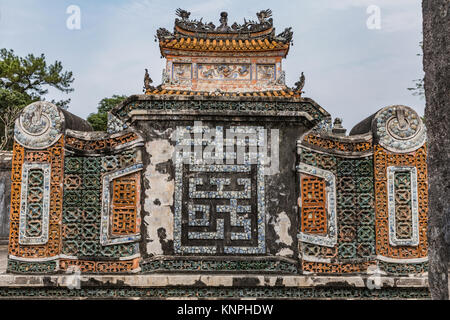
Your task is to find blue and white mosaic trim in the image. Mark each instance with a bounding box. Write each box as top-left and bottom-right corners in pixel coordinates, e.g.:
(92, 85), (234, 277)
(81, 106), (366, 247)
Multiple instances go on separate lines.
(174, 125), (266, 255)
(387, 166), (419, 247)
(100, 164), (143, 246)
(297, 163), (338, 248)
(107, 113), (128, 134)
(19, 163), (51, 245)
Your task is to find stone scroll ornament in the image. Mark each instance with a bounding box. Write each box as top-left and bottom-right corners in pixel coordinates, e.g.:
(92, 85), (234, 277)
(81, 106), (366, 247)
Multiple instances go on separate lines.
(373, 105), (426, 153)
(14, 101), (64, 150)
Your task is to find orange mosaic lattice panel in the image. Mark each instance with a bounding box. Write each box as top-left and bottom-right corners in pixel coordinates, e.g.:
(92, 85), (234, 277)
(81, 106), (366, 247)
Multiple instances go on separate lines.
(59, 258), (140, 273)
(303, 134), (372, 153)
(302, 261), (374, 274)
(374, 145), (428, 259)
(8, 137), (65, 259)
(301, 175), (327, 235)
(111, 172), (140, 236)
(65, 132), (139, 151)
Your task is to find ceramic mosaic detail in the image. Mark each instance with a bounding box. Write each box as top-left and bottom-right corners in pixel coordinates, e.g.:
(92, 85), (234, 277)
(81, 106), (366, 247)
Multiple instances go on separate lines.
(197, 64), (251, 80)
(100, 164), (143, 246)
(297, 163), (337, 247)
(117, 100), (327, 125)
(387, 166), (419, 247)
(174, 125), (266, 255)
(141, 257), (298, 273)
(9, 138), (64, 261)
(107, 114), (128, 134)
(374, 145), (428, 260)
(14, 101), (64, 150)
(18, 163), (51, 245)
(0, 287), (431, 300)
(61, 152), (140, 261)
(297, 146), (376, 274)
(375, 105), (426, 153)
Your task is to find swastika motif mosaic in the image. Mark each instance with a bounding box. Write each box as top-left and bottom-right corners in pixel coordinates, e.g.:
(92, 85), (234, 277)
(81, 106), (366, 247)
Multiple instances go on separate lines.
(174, 125), (266, 255)
(19, 163), (51, 245)
(387, 167), (419, 246)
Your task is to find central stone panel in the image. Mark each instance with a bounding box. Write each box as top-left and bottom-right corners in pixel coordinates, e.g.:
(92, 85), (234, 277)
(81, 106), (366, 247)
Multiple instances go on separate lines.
(174, 125), (266, 255)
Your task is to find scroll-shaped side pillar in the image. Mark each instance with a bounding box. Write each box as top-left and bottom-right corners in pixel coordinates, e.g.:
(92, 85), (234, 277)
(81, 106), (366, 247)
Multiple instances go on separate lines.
(372, 105), (429, 275)
(8, 101), (91, 273)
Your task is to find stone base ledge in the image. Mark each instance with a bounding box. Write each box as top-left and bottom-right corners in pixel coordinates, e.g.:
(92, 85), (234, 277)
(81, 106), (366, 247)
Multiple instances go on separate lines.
(0, 274), (429, 288)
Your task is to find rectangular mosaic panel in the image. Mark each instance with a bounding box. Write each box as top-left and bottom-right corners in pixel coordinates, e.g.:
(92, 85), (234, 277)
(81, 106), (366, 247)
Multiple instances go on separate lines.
(111, 172), (139, 236)
(101, 164), (143, 246)
(197, 64), (252, 80)
(174, 125), (265, 255)
(387, 166), (419, 246)
(297, 163), (337, 248)
(256, 64), (276, 80)
(19, 163), (51, 245)
(300, 175), (327, 235)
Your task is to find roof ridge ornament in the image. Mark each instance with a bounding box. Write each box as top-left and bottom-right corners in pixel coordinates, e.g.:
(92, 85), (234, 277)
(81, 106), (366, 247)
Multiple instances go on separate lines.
(294, 72), (306, 94)
(143, 69), (154, 93)
(156, 9), (293, 43)
(175, 8), (191, 21)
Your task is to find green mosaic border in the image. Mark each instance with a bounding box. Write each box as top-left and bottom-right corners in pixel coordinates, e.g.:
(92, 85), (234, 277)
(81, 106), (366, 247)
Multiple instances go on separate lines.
(379, 261), (429, 275)
(0, 287), (430, 300)
(7, 260), (57, 274)
(117, 100), (326, 123)
(141, 258), (299, 274)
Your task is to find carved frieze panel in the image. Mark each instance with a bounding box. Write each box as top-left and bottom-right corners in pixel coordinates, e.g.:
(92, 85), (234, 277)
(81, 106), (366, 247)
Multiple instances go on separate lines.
(197, 64), (251, 80)
(172, 63), (193, 82)
(256, 64), (276, 80)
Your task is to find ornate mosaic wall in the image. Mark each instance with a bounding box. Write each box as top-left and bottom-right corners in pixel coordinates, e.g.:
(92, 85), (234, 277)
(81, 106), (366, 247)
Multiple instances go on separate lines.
(7, 98), (428, 282)
(9, 138), (64, 262)
(7, 101), (145, 274)
(296, 105), (429, 276)
(298, 147), (376, 274)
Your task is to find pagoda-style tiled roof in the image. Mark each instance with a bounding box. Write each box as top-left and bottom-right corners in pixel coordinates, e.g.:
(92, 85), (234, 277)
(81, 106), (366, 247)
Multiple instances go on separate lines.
(156, 9), (293, 56)
(159, 37), (290, 54)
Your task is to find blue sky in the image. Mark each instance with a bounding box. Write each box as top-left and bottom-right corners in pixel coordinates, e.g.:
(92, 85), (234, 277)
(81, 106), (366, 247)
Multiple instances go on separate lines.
(0, 0), (424, 130)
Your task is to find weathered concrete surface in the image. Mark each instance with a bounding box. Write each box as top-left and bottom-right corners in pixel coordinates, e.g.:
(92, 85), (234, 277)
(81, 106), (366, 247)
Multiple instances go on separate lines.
(0, 152), (12, 242)
(0, 273), (429, 288)
(0, 245), (7, 274)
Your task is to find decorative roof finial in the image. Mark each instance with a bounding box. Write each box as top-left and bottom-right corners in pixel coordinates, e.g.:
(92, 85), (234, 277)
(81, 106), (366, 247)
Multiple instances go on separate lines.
(144, 69), (154, 93)
(175, 8), (191, 21)
(256, 9), (273, 23)
(217, 12), (231, 32)
(294, 72), (306, 93)
(332, 118), (347, 136)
